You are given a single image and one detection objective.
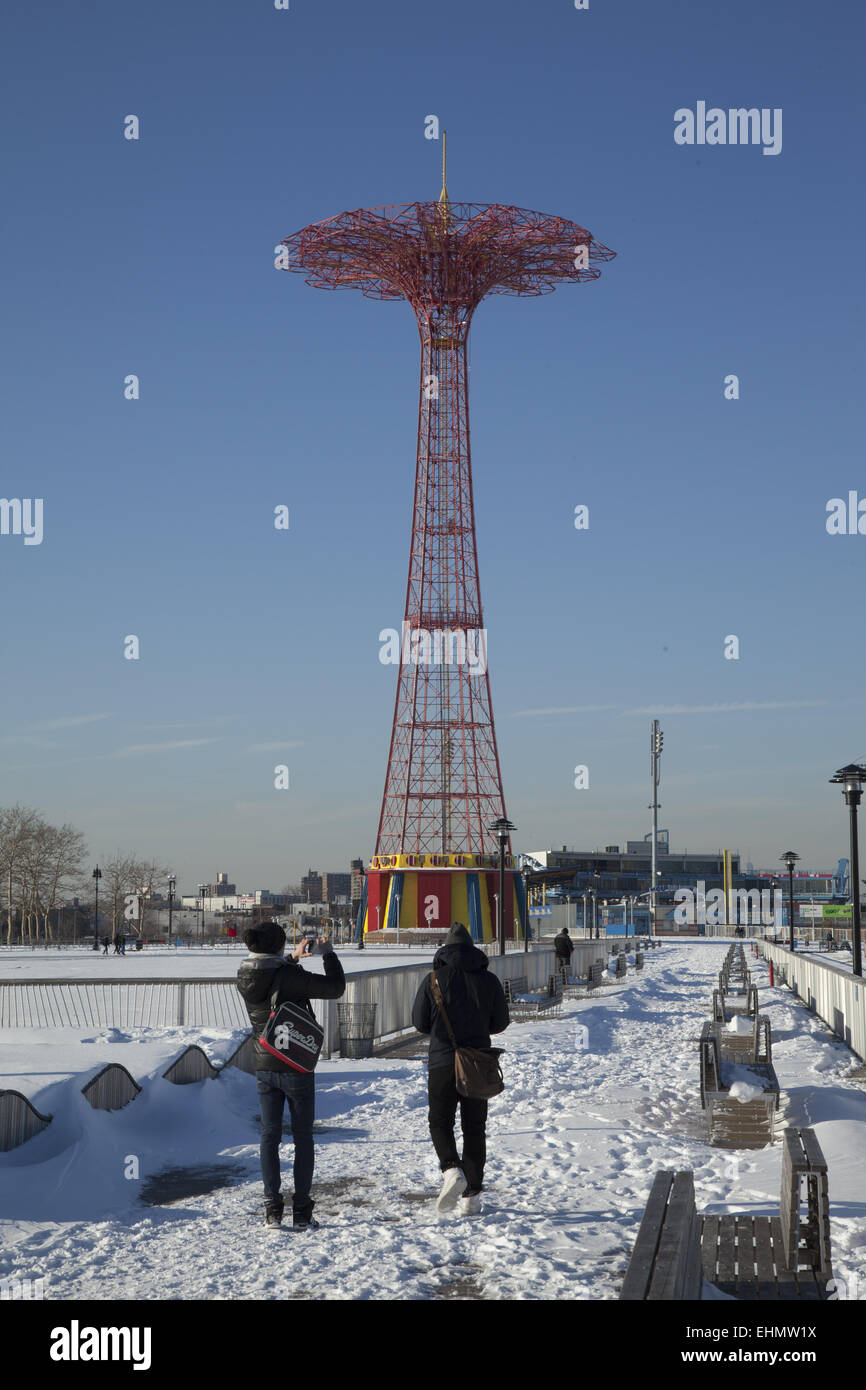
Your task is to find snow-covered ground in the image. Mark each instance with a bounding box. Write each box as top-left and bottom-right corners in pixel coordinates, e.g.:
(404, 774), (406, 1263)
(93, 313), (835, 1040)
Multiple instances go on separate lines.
(1, 941), (865, 1301)
(0, 943), (442, 980)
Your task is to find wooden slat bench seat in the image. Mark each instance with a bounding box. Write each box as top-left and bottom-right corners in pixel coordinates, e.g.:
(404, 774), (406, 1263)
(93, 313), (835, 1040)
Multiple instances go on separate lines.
(621, 1128), (833, 1301)
(700, 1129), (832, 1299)
(713, 1013), (774, 1067)
(505, 973), (563, 1021)
(559, 958), (605, 998)
(699, 1023), (779, 1148)
(712, 983), (759, 1024)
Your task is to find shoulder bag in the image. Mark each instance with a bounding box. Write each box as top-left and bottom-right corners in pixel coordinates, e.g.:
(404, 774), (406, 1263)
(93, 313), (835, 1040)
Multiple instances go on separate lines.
(429, 971), (504, 1099)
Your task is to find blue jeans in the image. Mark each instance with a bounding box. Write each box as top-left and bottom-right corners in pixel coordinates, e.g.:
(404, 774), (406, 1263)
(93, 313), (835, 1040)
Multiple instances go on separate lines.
(256, 1070), (315, 1207)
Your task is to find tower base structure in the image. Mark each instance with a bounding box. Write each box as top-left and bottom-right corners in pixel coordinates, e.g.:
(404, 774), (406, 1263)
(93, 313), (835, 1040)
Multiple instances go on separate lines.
(356, 854), (528, 943)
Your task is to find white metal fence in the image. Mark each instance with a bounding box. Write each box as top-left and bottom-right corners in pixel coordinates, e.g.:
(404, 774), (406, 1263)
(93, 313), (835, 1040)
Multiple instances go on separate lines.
(758, 940), (866, 1062)
(0, 978), (250, 1030)
(0, 945), (603, 1051)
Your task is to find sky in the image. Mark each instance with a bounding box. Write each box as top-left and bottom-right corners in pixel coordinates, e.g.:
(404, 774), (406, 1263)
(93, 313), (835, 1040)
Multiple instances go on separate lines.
(1, 0), (864, 893)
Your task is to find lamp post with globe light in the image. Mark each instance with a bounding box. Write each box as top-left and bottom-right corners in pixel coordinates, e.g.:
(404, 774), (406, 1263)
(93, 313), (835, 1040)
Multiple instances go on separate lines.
(780, 852), (800, 953)
(829, 764), (866, 978)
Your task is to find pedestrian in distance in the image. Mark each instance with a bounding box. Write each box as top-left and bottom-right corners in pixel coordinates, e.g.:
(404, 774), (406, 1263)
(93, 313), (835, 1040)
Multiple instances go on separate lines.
(554, 925), (574, 971)
(113, 934), (122, 955)
(236, 920), (346, 1229)
(411, 922), (509, 1217)
(101, 937), (110, 955)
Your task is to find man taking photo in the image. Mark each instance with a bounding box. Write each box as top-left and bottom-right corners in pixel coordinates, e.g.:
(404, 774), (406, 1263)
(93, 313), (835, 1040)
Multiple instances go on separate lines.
(236, 921), (345, 1228)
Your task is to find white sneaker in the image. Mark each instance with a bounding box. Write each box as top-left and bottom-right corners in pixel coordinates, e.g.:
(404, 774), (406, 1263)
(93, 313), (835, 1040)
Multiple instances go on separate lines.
(436, 1166), (466, 1212)
(459, 1192), (482, 1217)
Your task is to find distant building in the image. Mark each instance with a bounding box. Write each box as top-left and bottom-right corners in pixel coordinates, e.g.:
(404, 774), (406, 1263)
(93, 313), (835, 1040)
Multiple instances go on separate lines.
(181, 889), (287, 912)
(528, 839), (739, 896)
(201, 872), (237, 897)
(321, 872), (351, 901)
(350, 858), (365, 906)
(301, 869), (324, 903)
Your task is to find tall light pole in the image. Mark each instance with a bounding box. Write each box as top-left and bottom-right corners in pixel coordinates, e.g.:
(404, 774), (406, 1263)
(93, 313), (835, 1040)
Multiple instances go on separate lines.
(167, 874), (176, 947)
(829, 764), (866, 978)
(490, 818), (516, 956)
(780, 851), (800, 953)
(198, 885), (206, 944)
(91, 866), (102, 950)
(649, 720), (663, 937)
(588, 887), (598, 939)
(768, 878), (780, 938)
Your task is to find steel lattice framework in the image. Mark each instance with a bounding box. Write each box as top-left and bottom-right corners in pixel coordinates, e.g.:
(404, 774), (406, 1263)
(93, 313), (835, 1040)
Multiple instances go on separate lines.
(280, 198), (615, 857)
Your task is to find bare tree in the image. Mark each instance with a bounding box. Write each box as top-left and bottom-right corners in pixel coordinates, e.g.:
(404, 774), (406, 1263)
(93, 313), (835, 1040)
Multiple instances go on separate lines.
(100, 852), (143, 937)
(130, 858), (172, 939)
(38, 824), (88, 940)
(0, 806), (41, 945)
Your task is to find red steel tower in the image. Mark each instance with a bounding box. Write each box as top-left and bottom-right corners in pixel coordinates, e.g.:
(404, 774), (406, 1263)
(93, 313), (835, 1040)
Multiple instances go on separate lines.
(279, 148), (614, 939)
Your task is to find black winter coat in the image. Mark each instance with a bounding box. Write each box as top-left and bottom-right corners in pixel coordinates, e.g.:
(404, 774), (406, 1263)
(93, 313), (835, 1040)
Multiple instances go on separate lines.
(554, 931), (574, 961)
(412, 940), (509, 1071)
(236, 948), (346, 1075)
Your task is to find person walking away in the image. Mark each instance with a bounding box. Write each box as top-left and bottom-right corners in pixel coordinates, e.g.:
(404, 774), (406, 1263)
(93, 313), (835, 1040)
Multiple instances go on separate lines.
(411, 922), (509, 1217)
(236, 921), (346, 1228)
(113, 934), (122, 955)
(553, 925), (574, 975)
(101, 937), (110, 955)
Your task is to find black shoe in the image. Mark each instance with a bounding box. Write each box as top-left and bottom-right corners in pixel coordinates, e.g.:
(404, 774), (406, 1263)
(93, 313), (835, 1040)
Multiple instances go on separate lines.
(264, 1197), (284, 1227)
(292, 1200), (319, 1229)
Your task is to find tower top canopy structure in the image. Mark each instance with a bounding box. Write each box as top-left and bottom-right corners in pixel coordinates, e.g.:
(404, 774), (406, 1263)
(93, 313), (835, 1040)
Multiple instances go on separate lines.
(280, 201), (615, 312)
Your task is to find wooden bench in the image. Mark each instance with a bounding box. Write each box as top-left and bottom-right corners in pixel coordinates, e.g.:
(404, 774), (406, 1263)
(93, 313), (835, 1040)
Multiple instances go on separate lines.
(702, 1128), (832, 1300)
(505, 973), (563, 1021)
(620, 1128), (833, 1300)
(556, 960), (587, 1000)
(699, 1023), (779, 1147)
(712, 983), (759, 1023)
(713, 1012), (773, 1067)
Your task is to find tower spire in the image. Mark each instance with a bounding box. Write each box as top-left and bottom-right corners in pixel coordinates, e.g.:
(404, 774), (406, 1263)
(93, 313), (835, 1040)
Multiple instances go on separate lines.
(437, 130), (452, 229)
(439, 130), (448, 206)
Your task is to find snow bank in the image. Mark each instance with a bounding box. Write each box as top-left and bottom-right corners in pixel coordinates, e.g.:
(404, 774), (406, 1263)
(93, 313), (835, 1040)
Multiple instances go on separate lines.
(0, 943), (863, 1301)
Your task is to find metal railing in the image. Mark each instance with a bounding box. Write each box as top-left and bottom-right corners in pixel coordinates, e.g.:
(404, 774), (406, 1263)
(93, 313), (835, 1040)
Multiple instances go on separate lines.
(0, 948), (584, 1047)
(758, 939), (866, 1063)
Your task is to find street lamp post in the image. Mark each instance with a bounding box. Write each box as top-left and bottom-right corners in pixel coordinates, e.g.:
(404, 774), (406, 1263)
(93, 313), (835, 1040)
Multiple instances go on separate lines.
(650, 720), (663, 937)
(829, 764), (866, 978)
(489, 818), (516, 957)
(767, 878), (779, 938)
(168, 874), (176, 947)
(92, 866), (102, 950)
(780, 852), (800, 954)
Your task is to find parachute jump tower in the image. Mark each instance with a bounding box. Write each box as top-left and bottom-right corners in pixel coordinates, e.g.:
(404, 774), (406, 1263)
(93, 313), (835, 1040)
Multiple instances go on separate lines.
(279, 140), (615, 941)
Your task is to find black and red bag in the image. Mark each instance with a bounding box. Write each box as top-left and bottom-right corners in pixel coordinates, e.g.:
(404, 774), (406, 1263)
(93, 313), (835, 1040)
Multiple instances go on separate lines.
(259, 991), (324, 1073)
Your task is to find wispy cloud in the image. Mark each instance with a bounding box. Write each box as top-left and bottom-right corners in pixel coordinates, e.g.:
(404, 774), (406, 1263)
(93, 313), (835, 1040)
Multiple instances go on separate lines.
(0, 734), (63, 749)
(114, 738), (223, 757)
(30, 713), (113, 731)
(139, 717), (237, 731)
(507, 704), (619, 719)
(246, 741), (305, 753)
(621, 700), (830, 716)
